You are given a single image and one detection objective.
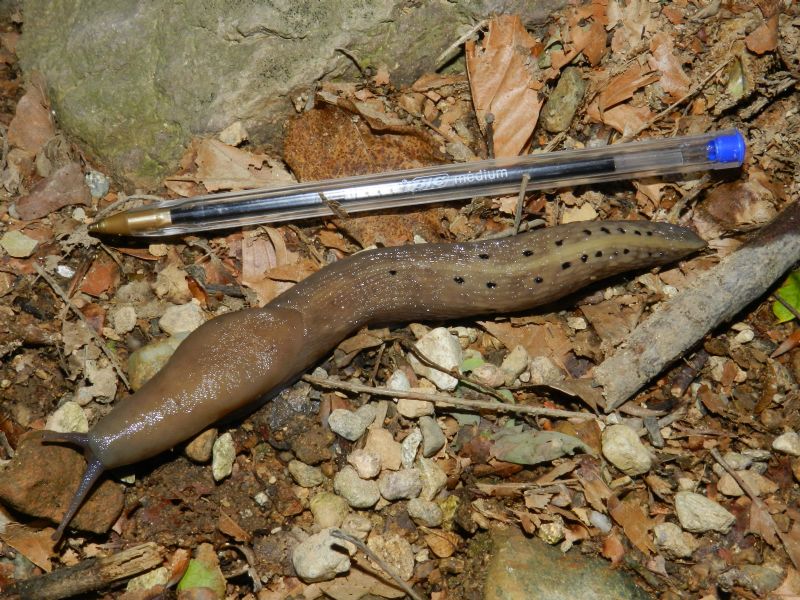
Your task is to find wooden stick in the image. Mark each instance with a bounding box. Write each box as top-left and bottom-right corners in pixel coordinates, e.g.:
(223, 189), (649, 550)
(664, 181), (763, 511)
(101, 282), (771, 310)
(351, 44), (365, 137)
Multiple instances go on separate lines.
(0, 543), (163, 600)
(595, 200), (800, 411)
(302, 374), (594, 420)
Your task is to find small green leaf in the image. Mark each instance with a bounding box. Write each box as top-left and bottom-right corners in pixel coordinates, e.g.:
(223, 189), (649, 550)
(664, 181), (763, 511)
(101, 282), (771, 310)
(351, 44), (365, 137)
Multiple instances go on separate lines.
(773, 271), (800, 323)
(497, 389), (515, 403)
(460, 355), (485, 372)
(491, 430), (593, 465)
(177, 558), (226, 597)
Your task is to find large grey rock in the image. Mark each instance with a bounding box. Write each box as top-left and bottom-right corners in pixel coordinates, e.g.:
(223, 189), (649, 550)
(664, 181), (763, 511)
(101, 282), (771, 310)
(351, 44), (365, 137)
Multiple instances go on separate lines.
(18, 0), (562, 186)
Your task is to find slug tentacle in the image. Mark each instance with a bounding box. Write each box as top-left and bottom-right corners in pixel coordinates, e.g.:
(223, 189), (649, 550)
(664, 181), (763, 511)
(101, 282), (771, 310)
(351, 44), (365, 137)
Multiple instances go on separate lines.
(42, 220), (705, 539)
(41, 431), (106, 542)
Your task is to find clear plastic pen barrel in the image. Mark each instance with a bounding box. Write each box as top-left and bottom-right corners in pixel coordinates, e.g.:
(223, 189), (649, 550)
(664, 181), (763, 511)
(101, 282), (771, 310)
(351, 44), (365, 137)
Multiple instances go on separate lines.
(122, 129), (745, 236)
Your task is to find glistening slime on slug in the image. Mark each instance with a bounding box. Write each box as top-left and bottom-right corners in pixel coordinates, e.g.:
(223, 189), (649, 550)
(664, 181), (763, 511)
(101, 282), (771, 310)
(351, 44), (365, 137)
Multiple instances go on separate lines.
(43, 220), (705, 540)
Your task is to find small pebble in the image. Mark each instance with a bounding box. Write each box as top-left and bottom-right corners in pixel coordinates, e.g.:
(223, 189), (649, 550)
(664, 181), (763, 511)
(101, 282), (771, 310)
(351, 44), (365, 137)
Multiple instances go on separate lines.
(741, 448), (772, 462)
(253, 491), (269, 506)
(110, 305), (137, 335)
(346, 448), (381, 479)
(84, 170), (110, 198)
(674, 491), (735, 533)
(45, 401), (88, 433)
(341, 513), (373, 540)
(471, 363), (505, 388)
(718, 564), (785, 596)
(401, 429), (423, 469)
(379, 469), (423, 501)
(419, 416), (446, 458)
(653, 522), (698, 559)
(126, 567), (169, 591)
(158, 301), (205, 335)
(218, 121), (249, 146)
(772, 431), (800, 457)
(0, 230), (38, 258)
(567, 316), (588, 330)
(185, 428), (217, 463)
(309, 491), (349, 529)
(288, 459), (326, 488)
(407, 327), (462, 391)
(407, 497), (443, 527)
(717, 470), (778, 497)
(333, 466), (380, 508)
(538, 518), (565, 544)
(722, 451), (752, 471)
(601, 424), (653, 476)
(500, 345), (529, 386)
(417, 457), (447, 501)
(211, 432), (235, 482)
(292, 528), (354, 582)
(396, 396), (434, 418)
(733, 328), (755, 344)
(364, 428), (402, 471)
(540, 66), (586, 132)
(328, 404), (376, 441)
(528, 356), (565, 385)
(367, 534), (415, 581)
(385, 369), (411, 392)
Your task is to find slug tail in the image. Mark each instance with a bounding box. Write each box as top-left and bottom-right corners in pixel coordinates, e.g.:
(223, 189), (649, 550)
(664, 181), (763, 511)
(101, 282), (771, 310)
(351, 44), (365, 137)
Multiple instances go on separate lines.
(41, 431), (105, 542)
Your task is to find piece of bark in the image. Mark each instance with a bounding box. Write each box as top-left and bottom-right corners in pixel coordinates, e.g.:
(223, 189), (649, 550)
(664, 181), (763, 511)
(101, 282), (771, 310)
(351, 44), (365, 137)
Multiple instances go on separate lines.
(595, 200), (800, 411)
(0, 543), (162, 600)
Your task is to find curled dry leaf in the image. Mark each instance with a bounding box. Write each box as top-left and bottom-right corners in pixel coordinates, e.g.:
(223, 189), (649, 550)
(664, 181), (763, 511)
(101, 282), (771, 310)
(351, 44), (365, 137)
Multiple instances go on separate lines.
(465, 14), (542, 158)
(647, 32), (691, 100)
(14, 162), (91, 220)
(191, 138), (295, 192)
(424, 529), (461, 558)
(7, 84), (54, 155)
(597, 64), (660, 113)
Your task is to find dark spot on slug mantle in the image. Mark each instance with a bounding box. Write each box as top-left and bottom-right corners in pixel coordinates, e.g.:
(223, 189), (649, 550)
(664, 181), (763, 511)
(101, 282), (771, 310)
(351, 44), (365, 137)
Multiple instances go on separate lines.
(479, 253), (490, 259)
(454, 276), (464, 284)
(522, 250), (533, 256)
(486, 282), (497, 289)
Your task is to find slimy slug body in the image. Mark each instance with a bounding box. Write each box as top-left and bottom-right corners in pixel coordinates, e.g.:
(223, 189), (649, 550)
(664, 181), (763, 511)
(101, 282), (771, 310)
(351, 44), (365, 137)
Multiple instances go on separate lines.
(44, 220), (705, 539)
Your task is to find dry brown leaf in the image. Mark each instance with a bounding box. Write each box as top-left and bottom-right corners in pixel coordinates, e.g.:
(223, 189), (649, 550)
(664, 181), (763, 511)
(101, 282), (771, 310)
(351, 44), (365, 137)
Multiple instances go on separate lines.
(609, 0), (653, 53)
(192, 138), (295, 192)
(601, 532), (626, 566)
(15, 162), (91, 220)
(746, 15), (779, 54)
(647, 32), (691, 100)
(598, 64), (660, 113)
(608, 493), (654, 555)
(80, 254), (121, 297)
(217, 511), (251, 543)
(578, 458), (612, 513)
(587, 101), (653, 136)
(465, 15), (542, 157)
(570, 20), (607, 67)
(7, 84), (54, 155)
(480, 319), (572, 369)
(0, 522), (55, 572)
(580, 298), (644, 347)
(424, 529), (461, 558)
(318, 556), (405, 599)
(241, 230), (299, 305)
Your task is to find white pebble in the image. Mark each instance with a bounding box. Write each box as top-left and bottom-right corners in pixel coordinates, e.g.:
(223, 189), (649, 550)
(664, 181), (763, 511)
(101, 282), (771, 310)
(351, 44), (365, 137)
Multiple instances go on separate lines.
(717, 471), (777, 497)
(328, 405), (375, 441)
(674, 491), (735, 533)
(158, 300), (205, 335)
(528, 356), (565, 385)
(346, 448), (381, 479)
(407, 498), (443, 527)
(379, 469), (423, 501)
(333, 466), (380, 508)
(407, 327), (462, 391)
(653, 522), (698, 559)
(601, 424), (653, 476)
(45, 401), (88, 433)
(401, 429), (422, 469)
(419, 416), (446, 457)
(211, 432), (235, 481)
(292, 528), (354, 582)
(773, 431), (800, 457)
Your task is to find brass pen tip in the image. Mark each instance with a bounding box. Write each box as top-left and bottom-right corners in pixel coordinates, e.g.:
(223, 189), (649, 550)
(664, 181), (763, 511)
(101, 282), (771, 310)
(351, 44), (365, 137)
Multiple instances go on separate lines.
(88, 208), (172, 237)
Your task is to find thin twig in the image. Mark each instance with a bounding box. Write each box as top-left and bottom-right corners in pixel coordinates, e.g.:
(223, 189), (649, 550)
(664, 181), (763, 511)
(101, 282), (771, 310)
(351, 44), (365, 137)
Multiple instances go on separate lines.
(33, 263), (130, 390)
(435, 19), (487, 69)
(710, 448), (800, 570)
(513, 174), (530, 235)
(620, 58), (732, 142)
(774, 292), (800, 321)
(302, 374), (594, 420)
(329, 529), (425, 600)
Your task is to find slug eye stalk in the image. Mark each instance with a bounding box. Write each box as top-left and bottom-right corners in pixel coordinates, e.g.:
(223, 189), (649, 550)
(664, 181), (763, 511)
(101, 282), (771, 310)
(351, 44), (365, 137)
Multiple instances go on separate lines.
(41, 431), (106, 542)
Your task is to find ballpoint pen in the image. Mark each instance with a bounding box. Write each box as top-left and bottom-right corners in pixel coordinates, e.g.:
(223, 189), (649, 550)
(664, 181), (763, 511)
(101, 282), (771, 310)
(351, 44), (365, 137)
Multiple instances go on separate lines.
(88, 129), (745, 237)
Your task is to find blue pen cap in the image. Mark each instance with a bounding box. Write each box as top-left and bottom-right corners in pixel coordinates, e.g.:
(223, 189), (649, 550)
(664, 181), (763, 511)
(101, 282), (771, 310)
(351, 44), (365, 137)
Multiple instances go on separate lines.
(706, 130), (746, 165)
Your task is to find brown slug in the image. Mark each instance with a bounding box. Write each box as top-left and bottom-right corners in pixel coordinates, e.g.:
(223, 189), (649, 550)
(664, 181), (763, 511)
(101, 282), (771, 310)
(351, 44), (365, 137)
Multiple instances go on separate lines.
(43, 220), (704, 539)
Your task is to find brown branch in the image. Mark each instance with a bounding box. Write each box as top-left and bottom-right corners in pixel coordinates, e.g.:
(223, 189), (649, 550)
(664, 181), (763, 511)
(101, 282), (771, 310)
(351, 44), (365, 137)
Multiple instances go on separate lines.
(0, 543), (163, 600)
